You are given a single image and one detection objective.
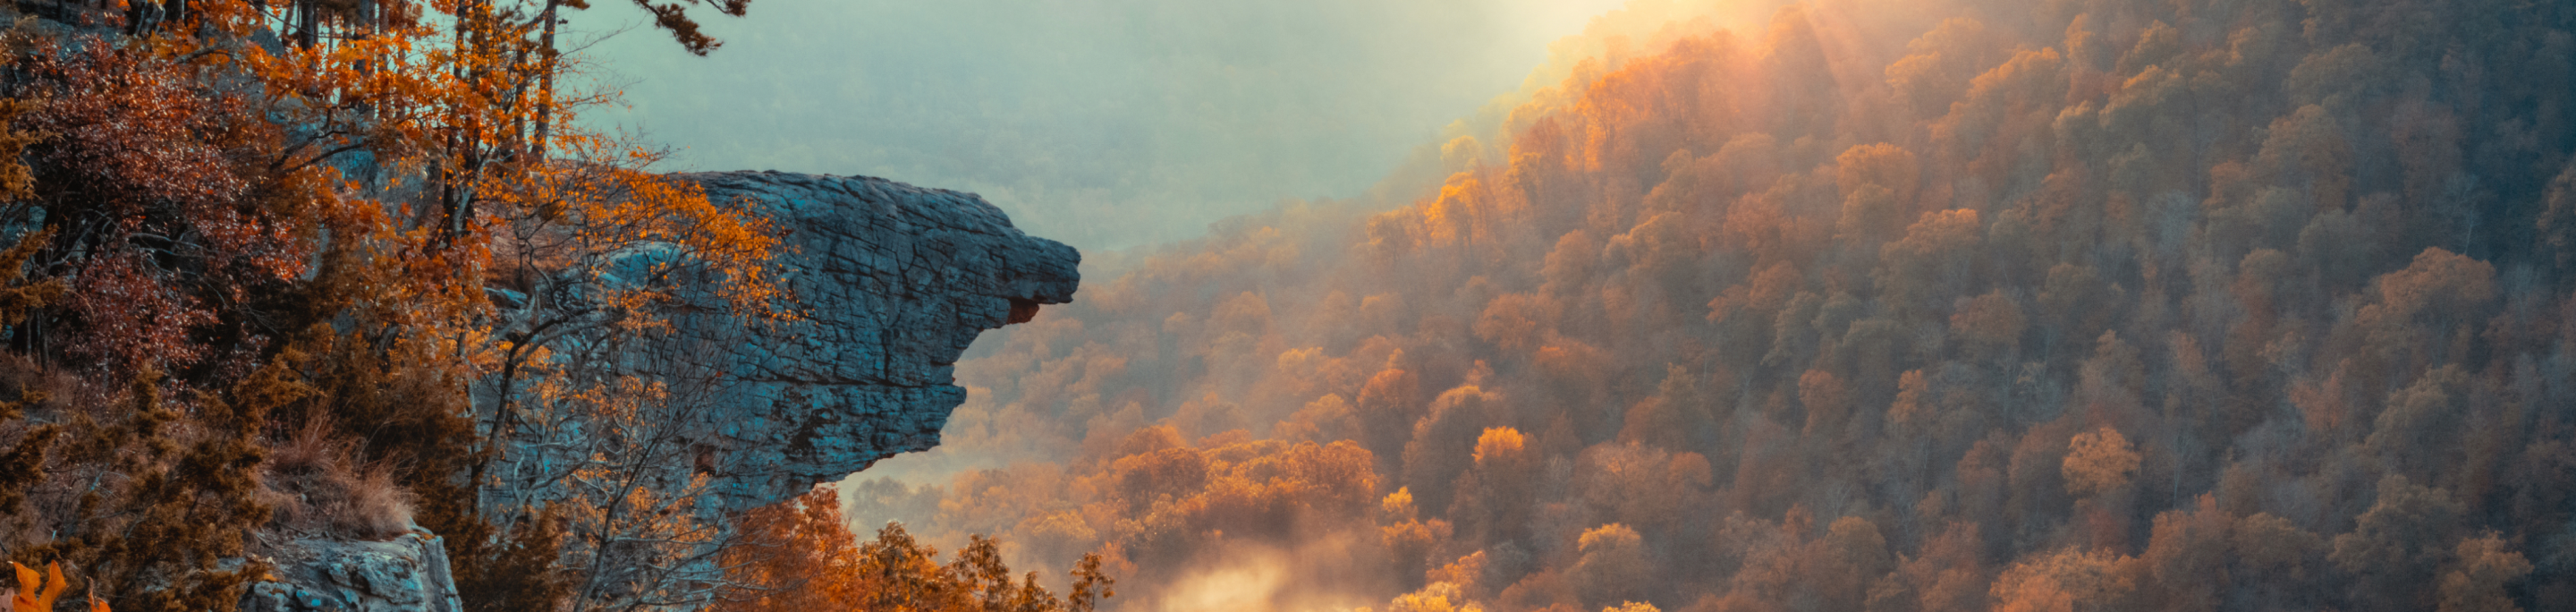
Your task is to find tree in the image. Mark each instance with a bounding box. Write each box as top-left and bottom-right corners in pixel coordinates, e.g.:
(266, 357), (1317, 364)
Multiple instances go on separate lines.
(1403, 386), (1509, 523)
(2061, 428), (2139, 499)
(10, 29), (324, 378)
(2228, 513), (2322, 608)
(2436, 533), (2531, 612)
(1820, 516), (1893, 610)
(1571, 523), (1651, 608)
(1988, 548), (2139, 612)
(722, 485), (1116, 612)
(2332, 475), (2466, 609)
(2140, 496), (2231, 612)
(1798, 370), (1852, 439)
(1839, 145), (1923, 212)
(2538, 160), (2576, 270)
(2364, 367), (2470, 479)
(1454, 427), (1535, 540)
(1358, 368), (1427, 473)
(1387, 582), (1489, 612)
(717, 486), (855, 612)
(2355, 248), (2496, 370)
(622, 0), (756, 55)
(1885, 19), (2000, 118)
(1952, 292), (2027, 362)
(1876, 209), (1983, 319)
(0, 2), (795, 609)
(1477, 293), (1555, 353)
(1837, 147), (1920, 247)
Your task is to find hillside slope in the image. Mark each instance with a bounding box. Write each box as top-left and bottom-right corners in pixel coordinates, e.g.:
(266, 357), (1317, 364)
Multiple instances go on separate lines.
(860, 0), (2576, 610)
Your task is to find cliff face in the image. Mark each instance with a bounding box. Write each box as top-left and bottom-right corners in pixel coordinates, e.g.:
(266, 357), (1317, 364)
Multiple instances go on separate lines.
(667, 171), (1081, 511)
(243, 172), (1078, 612)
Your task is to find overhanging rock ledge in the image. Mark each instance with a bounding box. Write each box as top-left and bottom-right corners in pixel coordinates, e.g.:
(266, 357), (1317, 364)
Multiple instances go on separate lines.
(667, 171), (1080, 513)
(243, 172), (1076, 612)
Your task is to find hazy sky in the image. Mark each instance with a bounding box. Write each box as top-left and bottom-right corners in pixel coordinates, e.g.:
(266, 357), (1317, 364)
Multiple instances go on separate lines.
(572, 0), (1632, 251)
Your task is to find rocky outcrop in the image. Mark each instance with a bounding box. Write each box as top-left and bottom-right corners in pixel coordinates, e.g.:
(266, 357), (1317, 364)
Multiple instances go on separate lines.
(245, 171), (1079, 612)
(242, 533), (462, 612)
(665, 171), (1081, 511)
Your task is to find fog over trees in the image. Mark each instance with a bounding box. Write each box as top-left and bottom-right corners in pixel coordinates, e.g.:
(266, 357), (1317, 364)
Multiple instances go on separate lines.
(798, 0), (2576, 609)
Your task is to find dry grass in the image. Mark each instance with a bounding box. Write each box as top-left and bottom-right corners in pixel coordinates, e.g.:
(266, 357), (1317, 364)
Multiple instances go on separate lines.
(262, 417), (419, 541)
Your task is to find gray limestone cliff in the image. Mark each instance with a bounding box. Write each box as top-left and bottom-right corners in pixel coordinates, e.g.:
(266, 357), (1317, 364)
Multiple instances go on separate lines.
(478, 169), (1081, 514)
(242, 171), (1078, 612)
(243, 534), (462, 612)
(664, 170), (1081, 511)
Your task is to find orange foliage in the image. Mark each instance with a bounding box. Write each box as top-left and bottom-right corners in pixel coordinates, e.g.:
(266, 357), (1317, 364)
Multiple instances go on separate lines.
(720, 485), (1115, 612)
(2062, 428), (2140, 498)
(0, 1), (791, 609)
(851, 2), (2576, 611)
(1472, 428), (1528, 467)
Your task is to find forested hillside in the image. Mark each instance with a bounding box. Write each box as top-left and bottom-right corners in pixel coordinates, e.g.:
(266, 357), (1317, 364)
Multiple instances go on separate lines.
(844, 0), (2576, 610)
(0, 1), (810, 608)
(0, 3), (1114, 611)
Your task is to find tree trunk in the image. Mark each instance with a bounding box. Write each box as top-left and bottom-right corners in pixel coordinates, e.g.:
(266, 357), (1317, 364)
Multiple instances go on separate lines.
(532, 0), (561, 159)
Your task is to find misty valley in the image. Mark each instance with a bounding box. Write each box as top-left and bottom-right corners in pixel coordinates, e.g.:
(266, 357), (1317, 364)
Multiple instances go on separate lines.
(831, 1), (2576, 611)
(0, 0), (2571, 612)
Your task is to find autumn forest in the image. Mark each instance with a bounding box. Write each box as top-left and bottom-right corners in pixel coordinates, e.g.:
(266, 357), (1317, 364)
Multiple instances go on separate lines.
(0, 0), (2572, 611)
(838, 0), (2576, 610)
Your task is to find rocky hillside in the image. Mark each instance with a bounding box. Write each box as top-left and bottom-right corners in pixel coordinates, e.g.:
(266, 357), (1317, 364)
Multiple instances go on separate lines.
(0, 0), (1099, 609)
(241, 171), (1079, 612)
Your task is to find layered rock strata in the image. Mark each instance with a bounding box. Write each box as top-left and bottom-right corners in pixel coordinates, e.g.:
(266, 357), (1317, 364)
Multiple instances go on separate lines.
(665, 171), (1080, 511)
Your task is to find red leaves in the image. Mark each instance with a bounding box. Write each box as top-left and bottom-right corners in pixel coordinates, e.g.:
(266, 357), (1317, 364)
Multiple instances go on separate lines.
(3, 37), (321, 375)
(8, 36), (334, 376)
(25, 39), (249, 225)
(64, 251), (214, 372)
